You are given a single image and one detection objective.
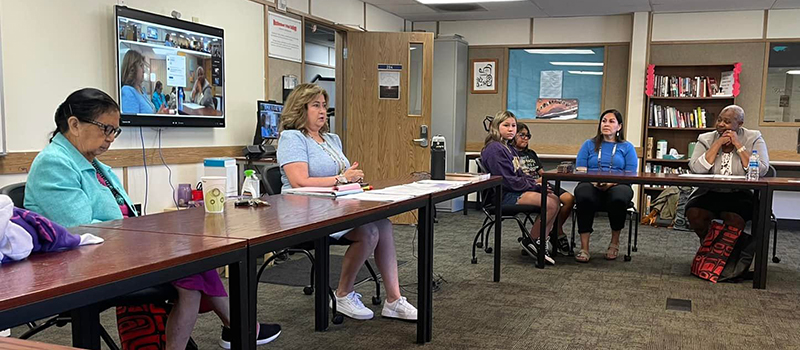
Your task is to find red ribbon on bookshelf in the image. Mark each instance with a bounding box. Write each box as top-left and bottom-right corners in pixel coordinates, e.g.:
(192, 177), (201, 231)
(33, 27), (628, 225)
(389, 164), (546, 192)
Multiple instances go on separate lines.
(732, 62), (742, 97)
(645, 64), (655, 97)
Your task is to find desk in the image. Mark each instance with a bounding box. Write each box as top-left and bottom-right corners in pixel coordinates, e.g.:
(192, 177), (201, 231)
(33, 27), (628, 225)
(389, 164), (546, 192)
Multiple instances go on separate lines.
(83, 194), (430, 343)
(0, 227), (249, 350)
(539, 171), (771, 289)
(0, 337), (82, 349)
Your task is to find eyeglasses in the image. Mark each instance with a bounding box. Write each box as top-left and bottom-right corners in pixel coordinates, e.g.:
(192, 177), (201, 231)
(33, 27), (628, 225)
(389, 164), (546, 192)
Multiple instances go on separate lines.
(82, 119), (122, 138)
(517, 133), (531, 139)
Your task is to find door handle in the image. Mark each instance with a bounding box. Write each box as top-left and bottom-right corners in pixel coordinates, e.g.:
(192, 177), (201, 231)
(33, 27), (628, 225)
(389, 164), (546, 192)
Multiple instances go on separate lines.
(413, 125), (429, 148)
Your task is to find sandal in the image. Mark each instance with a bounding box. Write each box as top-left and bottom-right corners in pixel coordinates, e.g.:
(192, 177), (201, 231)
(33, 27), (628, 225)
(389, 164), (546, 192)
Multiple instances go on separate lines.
(605, 243), (620, 260)
(575, 249), (590, 263)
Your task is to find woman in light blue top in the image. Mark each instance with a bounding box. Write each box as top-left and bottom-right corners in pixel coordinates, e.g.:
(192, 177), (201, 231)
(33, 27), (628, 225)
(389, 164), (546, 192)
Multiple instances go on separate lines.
(152, 81), (166, 111)
(573, 109), (638, 263)
(120, 50), (167, 115)
(277, 83), (417, 322)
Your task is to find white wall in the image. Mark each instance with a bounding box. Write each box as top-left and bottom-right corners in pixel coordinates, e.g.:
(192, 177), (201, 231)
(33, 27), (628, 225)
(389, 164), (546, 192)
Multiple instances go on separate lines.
(286, 0), (309, 14)
(532, 15), (632, 44)
(412, 21), (437, 34)
(311, 0), (364, 29)
(0, 0), (265, 213)
(651, 10), (764, 41)
(439, 18), (530, 46)
(366, 4), (404, 32)
(767, 9), (800, 38)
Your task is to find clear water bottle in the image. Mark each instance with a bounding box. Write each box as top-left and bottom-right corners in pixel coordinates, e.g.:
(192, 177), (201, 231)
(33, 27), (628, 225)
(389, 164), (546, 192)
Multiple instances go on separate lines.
(747, 150), (760, 181)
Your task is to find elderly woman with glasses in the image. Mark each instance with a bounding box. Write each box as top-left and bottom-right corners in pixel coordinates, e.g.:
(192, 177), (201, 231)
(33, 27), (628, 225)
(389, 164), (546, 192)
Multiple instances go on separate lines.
(512, 122), (575, 256)
(25, 88), (281, 349)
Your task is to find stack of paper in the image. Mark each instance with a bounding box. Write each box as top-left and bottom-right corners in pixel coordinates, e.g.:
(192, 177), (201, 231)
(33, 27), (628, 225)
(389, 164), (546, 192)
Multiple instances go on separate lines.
(283, 184), (363, 198)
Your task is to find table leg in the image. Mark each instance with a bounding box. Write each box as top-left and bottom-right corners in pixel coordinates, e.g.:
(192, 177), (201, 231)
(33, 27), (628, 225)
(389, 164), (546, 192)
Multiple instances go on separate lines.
(753, 188), (772, 289)
(417, 201), (432, 344)
(493, 184), (502, 282)
(71, 306), (101, 350)
(538, 182), (547, 268)
(228, 253), (253, 350)
(314, 236), (330, 331)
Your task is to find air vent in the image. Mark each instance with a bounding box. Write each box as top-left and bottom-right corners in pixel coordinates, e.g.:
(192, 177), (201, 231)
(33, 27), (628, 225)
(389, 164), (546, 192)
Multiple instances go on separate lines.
(427, 4), (487, 12)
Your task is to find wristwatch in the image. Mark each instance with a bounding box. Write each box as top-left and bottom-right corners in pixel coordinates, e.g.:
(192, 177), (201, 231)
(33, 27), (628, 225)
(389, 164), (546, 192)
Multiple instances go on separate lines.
(336, 174), (348, 185)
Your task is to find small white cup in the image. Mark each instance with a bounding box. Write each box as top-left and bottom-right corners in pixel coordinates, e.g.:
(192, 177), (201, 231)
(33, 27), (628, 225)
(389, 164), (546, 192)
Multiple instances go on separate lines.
(201, 176), (227, 214)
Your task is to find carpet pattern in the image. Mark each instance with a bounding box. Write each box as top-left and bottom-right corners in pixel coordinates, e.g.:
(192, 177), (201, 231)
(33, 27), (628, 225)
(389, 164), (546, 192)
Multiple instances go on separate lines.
(10, 211), (800, 349)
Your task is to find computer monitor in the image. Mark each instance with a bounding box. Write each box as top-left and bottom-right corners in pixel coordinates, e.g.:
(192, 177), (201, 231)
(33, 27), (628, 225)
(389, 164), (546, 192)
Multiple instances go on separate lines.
(254, 100), (282, 145)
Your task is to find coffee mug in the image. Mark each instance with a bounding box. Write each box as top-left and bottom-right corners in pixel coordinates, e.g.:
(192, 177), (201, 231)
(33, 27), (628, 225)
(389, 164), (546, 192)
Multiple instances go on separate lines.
(201, 176), (227, 213)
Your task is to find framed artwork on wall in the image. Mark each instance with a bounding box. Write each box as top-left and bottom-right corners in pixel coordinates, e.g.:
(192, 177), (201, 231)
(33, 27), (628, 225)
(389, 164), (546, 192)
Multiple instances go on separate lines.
(471, 59), (497, 94)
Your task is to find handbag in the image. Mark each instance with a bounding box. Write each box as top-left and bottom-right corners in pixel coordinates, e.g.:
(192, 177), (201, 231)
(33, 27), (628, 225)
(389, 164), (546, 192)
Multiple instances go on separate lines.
(690, 220), (743, 283)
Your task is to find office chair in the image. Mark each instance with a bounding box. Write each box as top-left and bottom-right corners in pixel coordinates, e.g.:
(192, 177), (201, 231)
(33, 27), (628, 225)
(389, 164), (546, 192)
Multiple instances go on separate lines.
(570, 197), (640, 262)
(471, 158), (547, 265)
(0, 183), (198, 350)
(765, 165), (780, 263)
(256, 166), (382, 324)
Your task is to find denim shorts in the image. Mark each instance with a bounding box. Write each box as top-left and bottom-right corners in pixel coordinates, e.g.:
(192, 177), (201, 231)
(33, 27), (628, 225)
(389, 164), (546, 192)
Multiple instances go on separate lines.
(502, 191), (524, 205)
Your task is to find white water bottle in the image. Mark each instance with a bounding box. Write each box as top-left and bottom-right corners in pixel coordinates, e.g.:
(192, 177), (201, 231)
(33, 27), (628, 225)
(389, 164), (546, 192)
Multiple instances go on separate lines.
(747, 150), (760, 181)
(241, 169), (261, 199)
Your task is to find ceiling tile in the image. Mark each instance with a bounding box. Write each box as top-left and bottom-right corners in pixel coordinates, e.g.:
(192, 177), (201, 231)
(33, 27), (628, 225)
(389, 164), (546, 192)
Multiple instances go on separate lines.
(651, 0), (774, 12)
(376, 4), (440, 15)
(772, 0), (800, 9)
(533, 0), (650, 17)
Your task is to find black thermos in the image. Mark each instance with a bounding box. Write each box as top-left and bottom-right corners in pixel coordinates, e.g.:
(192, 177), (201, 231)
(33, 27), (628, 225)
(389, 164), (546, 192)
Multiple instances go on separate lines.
(431, 135), (446, 180)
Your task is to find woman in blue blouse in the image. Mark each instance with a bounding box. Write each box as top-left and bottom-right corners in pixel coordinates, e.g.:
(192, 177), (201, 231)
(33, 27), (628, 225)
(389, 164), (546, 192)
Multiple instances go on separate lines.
(152, 81), (166, 111)
(120, 50), (167, 115)
(574, 109), (638, 263)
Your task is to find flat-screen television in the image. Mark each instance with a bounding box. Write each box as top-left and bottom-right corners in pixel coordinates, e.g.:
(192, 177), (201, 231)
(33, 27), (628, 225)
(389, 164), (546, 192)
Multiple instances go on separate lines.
(254, 101), (282, 145)
(115, 6), (225, 127)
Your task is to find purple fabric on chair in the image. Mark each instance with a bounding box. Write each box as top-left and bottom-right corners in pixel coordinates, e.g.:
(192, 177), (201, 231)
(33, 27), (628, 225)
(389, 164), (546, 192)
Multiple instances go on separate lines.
(11, 208), (80, 253)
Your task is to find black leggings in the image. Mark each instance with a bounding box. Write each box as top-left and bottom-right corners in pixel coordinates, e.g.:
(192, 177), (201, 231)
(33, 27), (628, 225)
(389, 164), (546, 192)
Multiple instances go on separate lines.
(574, 182), (633, 234)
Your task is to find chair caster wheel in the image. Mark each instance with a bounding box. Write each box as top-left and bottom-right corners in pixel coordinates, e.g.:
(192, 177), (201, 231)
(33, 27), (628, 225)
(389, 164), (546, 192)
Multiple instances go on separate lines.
(476, 242), (483, 248)
(632, 247), (638, 252)
(471, 257), (478, 264)
(624, 255), (631, 262)
(372, 296), (381, 305)
(521, 249), (527, 256)
(303, 286), (313, 295)
(332, 314), (344, 325)
(485, 247), (493, 254)
(773, 257), (781, 263)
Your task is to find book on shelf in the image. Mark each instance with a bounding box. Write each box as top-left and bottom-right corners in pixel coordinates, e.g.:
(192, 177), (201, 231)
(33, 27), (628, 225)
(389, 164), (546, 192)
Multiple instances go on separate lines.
(646, 137), (654, 159)
(648, 102), (712, 128)
(644, 163), (689, 175)
(719, 71), (734, 96)
(651, 74), (725, 98)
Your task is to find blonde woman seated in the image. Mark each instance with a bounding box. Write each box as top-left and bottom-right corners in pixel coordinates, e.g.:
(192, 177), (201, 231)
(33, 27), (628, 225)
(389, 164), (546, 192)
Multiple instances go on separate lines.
(480, 111), (561, 265)
(276, 83), (416, 321)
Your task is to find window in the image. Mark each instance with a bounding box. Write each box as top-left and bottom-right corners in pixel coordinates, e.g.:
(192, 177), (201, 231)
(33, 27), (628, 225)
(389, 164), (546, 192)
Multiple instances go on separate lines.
(507, 47), (604, 121)
(762, 42), (800, 124)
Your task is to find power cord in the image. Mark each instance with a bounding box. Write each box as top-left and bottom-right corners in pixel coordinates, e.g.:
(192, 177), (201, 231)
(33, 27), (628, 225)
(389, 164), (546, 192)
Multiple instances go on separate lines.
(402, 210), (447, 294)
(139, 127), (149, 215)
(157, 129), (180, 210)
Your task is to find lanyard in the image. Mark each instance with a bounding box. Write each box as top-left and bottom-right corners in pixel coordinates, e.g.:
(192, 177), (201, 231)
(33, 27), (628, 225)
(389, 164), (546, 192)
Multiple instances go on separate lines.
(92, 160), (139, 217)
(597, 143), (617, 171)
(315, 136), (347, 174)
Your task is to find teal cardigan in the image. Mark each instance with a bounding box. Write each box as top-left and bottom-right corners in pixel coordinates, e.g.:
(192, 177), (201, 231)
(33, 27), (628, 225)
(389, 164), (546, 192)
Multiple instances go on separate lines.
(24, 133), (137, 228)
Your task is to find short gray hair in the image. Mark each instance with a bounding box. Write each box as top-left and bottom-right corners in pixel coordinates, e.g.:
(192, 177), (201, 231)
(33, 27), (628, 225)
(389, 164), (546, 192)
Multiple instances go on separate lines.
(721, 105), (745, 123)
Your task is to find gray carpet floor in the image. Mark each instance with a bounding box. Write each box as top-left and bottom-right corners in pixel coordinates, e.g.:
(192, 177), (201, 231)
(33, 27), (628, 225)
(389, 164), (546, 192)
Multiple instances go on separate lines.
(10, 211), (800, 349)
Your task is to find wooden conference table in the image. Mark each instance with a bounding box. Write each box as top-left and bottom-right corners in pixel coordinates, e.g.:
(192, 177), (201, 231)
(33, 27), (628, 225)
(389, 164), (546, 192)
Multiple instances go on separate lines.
(0, 337), (83, 349)
(538, 170), (775, 289)
(84, 175), (503, 345)
(0, 227), (250, 349)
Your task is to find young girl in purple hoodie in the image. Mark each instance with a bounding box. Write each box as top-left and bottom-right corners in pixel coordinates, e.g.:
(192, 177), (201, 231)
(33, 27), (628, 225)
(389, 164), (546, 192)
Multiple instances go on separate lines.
(480, 111), (561, 265)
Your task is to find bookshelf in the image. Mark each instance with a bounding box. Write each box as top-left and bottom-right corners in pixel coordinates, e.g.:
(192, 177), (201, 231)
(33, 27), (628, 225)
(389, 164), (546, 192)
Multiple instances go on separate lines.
(641, 63), (738, 210)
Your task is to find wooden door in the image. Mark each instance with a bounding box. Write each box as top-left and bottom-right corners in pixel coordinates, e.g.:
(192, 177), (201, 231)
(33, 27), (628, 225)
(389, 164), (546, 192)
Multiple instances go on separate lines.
(344, 32), (433, 224)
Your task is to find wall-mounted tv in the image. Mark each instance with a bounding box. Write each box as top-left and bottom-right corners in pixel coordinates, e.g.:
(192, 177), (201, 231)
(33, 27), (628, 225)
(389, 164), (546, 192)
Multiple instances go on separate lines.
(115, 6), (225, 127)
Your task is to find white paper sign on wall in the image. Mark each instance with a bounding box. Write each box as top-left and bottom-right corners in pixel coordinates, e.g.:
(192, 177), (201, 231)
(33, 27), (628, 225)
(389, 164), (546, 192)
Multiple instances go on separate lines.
(268, 12), (302, 63)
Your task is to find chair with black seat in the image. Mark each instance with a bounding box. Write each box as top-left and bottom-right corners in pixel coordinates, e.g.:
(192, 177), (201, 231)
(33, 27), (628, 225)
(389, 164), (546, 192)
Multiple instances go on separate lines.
(256, 166), (382, 324)
(765, 165), (781, 263)
(0, 183), (197, 350)
(471, 158), (545, 264)
(570, 195), (640, 262)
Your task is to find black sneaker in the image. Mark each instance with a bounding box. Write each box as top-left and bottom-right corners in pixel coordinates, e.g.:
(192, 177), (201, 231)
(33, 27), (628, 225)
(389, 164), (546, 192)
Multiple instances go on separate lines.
(219, 323), (281, 349)
(520, 236), (555, 265)
(555, 235), (573, 256)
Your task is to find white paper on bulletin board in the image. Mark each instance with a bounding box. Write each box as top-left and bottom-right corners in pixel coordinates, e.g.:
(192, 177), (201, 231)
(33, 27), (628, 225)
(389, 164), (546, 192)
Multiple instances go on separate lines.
(540, 70), (563, 99)
(268, 12), (302, 63)
(0, 12), (7, 155)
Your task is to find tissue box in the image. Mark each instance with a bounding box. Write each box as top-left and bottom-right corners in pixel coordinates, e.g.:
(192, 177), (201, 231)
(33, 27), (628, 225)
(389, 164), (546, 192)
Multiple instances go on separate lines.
(203, 157), (238, 197)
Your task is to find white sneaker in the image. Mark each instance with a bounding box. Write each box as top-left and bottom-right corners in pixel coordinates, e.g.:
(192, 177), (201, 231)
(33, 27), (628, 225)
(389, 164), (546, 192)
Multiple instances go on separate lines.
(0, 329), (9, 337)
(381, 297), (418, 321)
(331, 291), (373, 320)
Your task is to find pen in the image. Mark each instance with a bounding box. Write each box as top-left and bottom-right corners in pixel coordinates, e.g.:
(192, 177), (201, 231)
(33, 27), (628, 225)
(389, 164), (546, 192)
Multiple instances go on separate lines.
(362, 185), (373, 190)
